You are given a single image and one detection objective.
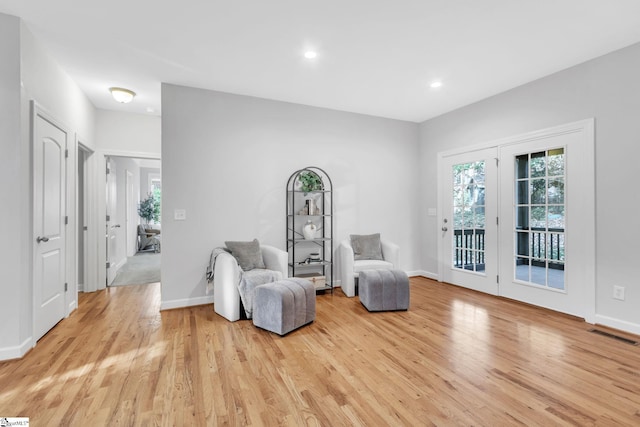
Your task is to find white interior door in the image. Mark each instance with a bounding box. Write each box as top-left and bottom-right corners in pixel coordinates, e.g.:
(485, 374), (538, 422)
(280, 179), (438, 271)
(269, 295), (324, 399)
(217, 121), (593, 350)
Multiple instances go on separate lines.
(440, 147), (498, 295)
(106, 157), (118, 285)
(34, 111), (67, 342)
(498, 121), (595, 319)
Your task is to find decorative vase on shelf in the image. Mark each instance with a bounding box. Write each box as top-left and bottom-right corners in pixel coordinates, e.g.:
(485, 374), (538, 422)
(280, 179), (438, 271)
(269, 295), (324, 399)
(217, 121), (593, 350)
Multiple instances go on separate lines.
(302, 220), (317, 240)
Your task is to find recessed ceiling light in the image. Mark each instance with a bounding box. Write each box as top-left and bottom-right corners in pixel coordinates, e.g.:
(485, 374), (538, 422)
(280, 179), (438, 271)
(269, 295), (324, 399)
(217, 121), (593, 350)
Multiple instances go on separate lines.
(304, 51), (317, 59)
(430, 81), (443, 89)
(146, 107), (155, 113)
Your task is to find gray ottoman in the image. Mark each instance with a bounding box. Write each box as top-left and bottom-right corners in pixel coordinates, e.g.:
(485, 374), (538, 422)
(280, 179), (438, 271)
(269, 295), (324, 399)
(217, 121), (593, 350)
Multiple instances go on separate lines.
(359, 269), (409, 311)
(253, 278), (316, 335)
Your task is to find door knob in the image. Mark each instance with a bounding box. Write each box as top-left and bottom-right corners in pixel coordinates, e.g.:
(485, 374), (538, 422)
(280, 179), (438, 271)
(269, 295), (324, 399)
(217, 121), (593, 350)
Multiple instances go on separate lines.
(36, 236), (49, 243)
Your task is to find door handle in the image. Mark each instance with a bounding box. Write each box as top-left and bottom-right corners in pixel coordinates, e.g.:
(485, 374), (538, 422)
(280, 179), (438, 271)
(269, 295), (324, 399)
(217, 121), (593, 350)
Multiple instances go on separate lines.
(112, 224), (121, 229)
(441, 227), (448, 232)
(36, 236), (49, 243)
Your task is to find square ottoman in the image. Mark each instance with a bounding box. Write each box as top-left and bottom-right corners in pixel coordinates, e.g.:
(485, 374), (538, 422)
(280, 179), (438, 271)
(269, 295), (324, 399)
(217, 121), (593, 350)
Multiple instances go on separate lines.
(359, 269), (409, 311)
(253, 278), (316, 335)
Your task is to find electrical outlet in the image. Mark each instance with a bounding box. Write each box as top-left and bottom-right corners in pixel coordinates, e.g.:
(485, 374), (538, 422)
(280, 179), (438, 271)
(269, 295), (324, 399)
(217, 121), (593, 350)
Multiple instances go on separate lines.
(174, 209), (186, 221)
(613, 285), (625, 301)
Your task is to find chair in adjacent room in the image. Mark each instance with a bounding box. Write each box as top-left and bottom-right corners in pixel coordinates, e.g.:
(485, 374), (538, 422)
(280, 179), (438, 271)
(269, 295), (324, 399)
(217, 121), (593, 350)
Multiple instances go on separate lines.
(137, 224), (161, 253)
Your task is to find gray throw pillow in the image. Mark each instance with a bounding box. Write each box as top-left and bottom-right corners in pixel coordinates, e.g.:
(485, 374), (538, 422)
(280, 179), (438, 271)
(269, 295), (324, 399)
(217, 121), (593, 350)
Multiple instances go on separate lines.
(224, 238), (266, 271)
(350, 233), (383, 261)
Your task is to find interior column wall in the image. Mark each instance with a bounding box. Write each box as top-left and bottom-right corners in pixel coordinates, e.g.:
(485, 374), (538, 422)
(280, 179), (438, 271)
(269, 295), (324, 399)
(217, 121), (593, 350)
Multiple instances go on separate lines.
(0, 14), (27, 359)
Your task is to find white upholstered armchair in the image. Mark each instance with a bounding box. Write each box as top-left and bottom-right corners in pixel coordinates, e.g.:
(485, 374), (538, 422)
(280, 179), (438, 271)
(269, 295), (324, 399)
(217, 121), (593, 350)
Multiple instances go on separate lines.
(339, 235), (399, 297)
(213, 244), (288, 322)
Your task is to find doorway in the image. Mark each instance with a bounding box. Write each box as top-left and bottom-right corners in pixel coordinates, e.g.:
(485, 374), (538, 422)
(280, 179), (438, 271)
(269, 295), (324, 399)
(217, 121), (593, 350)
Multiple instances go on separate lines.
(439, 120), (595, 320)
(104, 156), (162, 287)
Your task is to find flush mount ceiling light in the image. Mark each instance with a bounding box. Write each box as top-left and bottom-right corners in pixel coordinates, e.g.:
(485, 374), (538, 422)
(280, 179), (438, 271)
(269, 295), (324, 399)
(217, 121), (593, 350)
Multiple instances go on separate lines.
(109, 87), (136, 103)
(304, 50), (318, 59)
(430, 81), (443, 89)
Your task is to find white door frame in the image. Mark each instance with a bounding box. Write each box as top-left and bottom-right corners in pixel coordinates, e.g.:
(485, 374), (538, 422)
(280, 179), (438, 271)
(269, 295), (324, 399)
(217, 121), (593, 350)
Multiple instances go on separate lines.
(94, 150), (160, 291)
(77, 142), (96, 294)
(81, 147), (100, 293)
(437, 119), (595, 323)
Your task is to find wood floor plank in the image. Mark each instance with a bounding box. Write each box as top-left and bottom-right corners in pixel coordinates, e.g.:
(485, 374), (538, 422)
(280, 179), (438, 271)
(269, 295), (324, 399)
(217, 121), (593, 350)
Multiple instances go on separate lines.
(1, 278), (640, 426)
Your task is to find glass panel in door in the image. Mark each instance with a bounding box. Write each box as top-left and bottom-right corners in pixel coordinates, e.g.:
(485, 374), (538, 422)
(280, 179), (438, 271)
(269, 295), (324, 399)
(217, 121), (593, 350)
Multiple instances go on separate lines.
(452, 161), (486, 273)
(513, 148), (565, 290)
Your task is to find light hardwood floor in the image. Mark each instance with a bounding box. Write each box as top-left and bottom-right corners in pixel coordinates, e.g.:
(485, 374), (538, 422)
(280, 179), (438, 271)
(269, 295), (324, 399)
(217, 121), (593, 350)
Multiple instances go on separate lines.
(1, 278), (639, 426)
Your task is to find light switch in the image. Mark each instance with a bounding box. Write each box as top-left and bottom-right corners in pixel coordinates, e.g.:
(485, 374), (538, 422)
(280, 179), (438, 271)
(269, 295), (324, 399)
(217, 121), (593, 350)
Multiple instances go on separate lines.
(174, 209), (186, 221)
(427, 208), (437, 216)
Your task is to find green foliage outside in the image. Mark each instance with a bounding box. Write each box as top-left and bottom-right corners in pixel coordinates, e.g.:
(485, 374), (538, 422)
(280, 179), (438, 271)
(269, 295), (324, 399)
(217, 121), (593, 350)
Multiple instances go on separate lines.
(452, 161), (486, 229)
(451, 150), (566, 262)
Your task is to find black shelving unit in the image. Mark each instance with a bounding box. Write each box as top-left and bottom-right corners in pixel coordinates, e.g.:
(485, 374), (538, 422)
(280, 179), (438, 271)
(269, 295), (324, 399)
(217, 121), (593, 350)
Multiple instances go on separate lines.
(286, 167), (333, 292)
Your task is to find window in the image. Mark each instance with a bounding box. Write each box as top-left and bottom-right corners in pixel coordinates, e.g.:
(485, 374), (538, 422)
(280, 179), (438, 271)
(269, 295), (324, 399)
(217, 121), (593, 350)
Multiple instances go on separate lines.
(452, 161), (486, 273)
(514, 148), (565, 289)
(148, 173), (162, 223)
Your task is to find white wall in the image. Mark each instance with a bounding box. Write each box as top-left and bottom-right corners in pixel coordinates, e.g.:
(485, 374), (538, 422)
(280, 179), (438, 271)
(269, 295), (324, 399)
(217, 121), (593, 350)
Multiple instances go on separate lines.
(419, 42), (640, 334)
(0, 13), (97, 360)
(20, 25), (96, 146)
(161, 84), (420, 308)
(0, 13), (27, 358)
(96, 110), (161, 154)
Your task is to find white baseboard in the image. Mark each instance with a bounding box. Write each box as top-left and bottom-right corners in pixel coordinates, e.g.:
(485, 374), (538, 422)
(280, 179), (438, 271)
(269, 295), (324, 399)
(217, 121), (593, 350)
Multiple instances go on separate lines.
(594, 314), (640, 336)
(0, 337), (33, 361)
(408, 270), (438, 281)
(160, 295), (215, 311)
(114, 258), (126, 274)
(332, 271), (439, 286)
(67, 300), (77, 316)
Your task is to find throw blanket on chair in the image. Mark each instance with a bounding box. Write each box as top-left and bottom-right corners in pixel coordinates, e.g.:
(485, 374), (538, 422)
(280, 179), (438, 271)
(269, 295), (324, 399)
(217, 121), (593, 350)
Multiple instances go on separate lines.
(206, 247), (283, 318)
(238, 269), (283, 319)
(205, 247), (230, 293)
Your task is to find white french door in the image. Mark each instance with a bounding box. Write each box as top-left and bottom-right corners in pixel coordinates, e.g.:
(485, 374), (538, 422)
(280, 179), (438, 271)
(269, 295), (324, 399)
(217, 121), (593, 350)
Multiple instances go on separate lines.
(498, 123), (595, 318)
(439, 120), (595, 320)
(441, 147), (498, 295)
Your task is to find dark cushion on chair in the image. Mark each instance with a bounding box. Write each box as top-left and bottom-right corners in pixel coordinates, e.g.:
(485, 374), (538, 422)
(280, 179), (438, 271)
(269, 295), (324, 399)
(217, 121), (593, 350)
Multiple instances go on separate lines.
(225, 238), (266, 271)
(350, 233), (383, 261)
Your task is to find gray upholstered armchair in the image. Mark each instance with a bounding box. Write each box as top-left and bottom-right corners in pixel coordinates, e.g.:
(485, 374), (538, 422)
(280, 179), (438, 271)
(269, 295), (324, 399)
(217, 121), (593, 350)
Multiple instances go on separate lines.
(213, 243), (288, 322)
(339, 234), (399, 297)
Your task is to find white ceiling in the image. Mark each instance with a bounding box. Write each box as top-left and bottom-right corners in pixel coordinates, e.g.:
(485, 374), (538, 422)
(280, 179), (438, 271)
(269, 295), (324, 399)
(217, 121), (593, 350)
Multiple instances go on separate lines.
(3, 0), (640, 122)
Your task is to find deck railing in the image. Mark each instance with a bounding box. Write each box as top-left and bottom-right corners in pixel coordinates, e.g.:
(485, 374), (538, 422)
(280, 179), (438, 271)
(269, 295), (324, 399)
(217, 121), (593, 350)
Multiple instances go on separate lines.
(453, 227), (564, 270)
